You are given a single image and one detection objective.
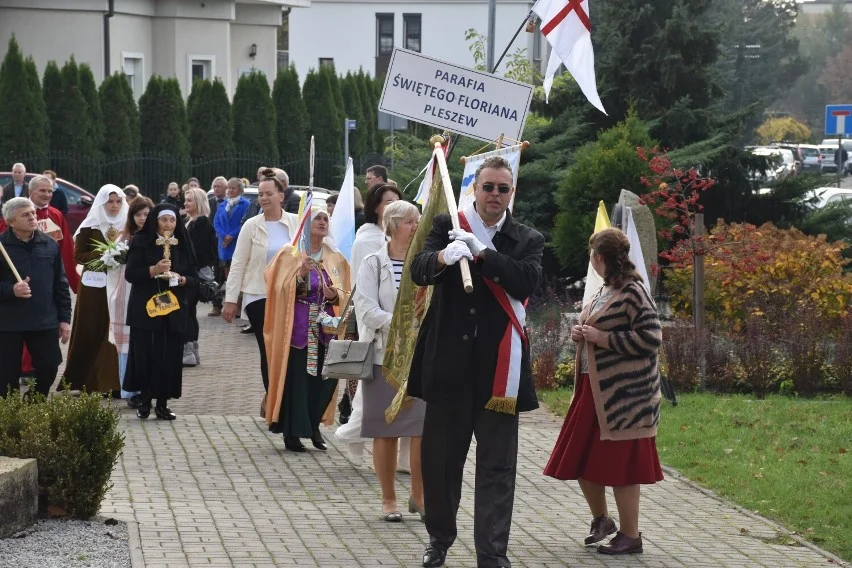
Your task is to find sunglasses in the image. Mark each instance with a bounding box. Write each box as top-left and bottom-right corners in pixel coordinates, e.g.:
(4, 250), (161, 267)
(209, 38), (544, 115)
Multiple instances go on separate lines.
(479, 183), (512, 194)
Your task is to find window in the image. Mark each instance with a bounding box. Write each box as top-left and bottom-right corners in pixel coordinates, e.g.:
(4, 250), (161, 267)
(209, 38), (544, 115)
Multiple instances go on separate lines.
(319, 57), (335, 69)
(377, 14), (394, 57)
(121, 52), (144, 99)
(187, 55), (215, 88)
(403, 14), (421, 52)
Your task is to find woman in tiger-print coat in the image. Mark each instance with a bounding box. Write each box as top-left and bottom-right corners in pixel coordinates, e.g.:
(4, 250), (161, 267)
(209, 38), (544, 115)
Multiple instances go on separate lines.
(544, 227), (664, 556)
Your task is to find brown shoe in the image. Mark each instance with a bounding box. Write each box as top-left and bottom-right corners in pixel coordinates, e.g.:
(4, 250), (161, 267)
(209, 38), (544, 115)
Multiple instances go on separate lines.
(584, 515), (617, 545)
(598, 531), (643, 555)
(207, 307), (222, 317)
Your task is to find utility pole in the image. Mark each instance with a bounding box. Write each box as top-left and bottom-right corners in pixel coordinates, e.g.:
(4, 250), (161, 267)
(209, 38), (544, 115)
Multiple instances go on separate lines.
(487, 0), (496, 71)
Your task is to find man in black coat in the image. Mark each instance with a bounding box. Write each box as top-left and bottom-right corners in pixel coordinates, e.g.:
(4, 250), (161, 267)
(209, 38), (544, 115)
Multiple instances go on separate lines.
(2, 163), (28, 204)
(0, 198), (72, 397)
(408, 156), (544, 568)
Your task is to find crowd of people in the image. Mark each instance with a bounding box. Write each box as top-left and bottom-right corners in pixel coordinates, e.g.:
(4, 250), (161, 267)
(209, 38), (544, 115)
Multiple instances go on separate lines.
(0, 157), (666, 567)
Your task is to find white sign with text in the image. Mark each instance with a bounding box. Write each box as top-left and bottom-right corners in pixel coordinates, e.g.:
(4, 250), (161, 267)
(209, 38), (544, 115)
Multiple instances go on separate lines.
(379, 49), (533, 144)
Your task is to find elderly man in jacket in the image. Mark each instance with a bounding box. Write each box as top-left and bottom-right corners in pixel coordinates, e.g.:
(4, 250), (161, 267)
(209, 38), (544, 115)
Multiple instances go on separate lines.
(0, 198), (72, 397)
(408, 156), (544, 568)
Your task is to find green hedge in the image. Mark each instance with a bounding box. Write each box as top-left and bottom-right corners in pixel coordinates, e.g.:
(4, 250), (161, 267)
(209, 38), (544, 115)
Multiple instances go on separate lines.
(0, 388), (124, 519)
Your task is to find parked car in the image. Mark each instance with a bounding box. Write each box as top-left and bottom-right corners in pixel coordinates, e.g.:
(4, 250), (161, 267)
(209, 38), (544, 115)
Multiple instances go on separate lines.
(749, 147), (796, 183)
(797, 144), (823, 172)
(774, 143), (805, 174)
(0, 172), (93, 233)
(809, 187), (852, 210)
(207, 184), (333, 208)
(819, 146), (844, 174)
(819, 139), (852, 175)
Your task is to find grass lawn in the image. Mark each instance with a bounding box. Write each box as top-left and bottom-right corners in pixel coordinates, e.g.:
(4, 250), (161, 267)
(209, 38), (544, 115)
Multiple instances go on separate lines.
(538, 390), (852, 561)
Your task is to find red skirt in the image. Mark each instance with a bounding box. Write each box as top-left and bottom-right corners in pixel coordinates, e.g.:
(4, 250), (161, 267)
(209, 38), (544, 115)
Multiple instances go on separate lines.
(544, 373), (663, 486)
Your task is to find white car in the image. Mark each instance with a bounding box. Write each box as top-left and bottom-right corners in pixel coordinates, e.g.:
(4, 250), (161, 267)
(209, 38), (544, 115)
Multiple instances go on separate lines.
(810, 187), (852, 209)
(208, 185), (332, 209)
(798, 144), (823, 172)
(750, 147), (796, 183)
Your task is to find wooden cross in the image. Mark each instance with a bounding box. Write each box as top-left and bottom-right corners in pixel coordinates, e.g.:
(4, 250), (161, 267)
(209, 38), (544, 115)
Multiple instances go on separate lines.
(156, 231), (178, 261)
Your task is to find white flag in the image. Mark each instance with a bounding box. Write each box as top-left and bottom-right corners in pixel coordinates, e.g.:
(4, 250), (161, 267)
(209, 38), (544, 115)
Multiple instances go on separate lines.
(328, 158), (356, 261)
(533, 0), (606, 114)
(457, 147), (522, 213)
(414, 155), (435, 207)
(625, 207), (650, 293)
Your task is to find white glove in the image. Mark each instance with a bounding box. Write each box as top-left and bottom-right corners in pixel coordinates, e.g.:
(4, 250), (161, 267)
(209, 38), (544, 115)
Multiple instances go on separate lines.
(442, 240), (474, 266)
(449, 229), (487, 256)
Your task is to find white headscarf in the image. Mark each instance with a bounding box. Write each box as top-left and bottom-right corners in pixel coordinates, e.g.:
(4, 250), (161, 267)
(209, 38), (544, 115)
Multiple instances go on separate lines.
(74, 184), (129, 240)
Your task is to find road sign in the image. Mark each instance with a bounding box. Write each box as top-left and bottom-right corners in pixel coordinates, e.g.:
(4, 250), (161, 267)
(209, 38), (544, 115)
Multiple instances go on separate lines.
(825, 105), (852, 136)
(379, 48), (533, 144)
(346, 119), (357, 130)
(377, 111), (408, 131)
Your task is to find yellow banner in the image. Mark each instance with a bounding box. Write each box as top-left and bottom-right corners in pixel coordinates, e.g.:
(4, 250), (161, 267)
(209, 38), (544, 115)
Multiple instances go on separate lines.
(382, 160), (449, 424)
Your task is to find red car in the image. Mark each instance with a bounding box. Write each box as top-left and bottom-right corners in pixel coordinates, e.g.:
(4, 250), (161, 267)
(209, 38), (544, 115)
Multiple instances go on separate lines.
(0, 172), (94, 234)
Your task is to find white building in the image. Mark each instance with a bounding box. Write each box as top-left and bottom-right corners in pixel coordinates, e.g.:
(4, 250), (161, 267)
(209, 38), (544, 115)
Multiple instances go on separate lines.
(288, 0), (546, 81)
(0, 0), (300, 99)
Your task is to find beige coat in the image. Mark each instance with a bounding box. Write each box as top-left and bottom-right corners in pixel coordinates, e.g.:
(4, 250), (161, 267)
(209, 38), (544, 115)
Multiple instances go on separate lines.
(225, 211), (299, 303)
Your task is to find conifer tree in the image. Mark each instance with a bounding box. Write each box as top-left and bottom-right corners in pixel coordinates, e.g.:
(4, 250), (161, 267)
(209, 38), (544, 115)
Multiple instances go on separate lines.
(99, 73), (140, 185)
(188, 78), (234, 184)
(356, 70), (379, 154)
(272, 65), (310, 160)
(139, 76), (189, 191)
(232, 71), (277, 161)
(0, 36), (48, 158)
(303, 68), (341, 156)
(79, 63), (104, 159)
(53, 57), (91, 155)
(322, 65), (345, 155)
(341, 73), (366, 158)
(42, 61), (63, 152)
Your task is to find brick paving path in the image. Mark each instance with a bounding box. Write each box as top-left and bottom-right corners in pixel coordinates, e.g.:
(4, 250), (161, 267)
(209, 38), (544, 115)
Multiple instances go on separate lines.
(93, 314), (847, 568)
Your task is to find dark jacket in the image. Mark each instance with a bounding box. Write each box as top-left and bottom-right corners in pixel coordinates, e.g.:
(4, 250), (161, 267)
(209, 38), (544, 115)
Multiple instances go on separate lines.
(407, 212), (544, 412)
(124, 231), (198, 333)
(50, 186), (69, 215)
(0, 229), (71, 332)
(285, 191), (301, 214)
(160, 194), (183, 209)
(187, 215), (216, 269)
(208, 195), (225, 224)
(2, 182), (28, 203)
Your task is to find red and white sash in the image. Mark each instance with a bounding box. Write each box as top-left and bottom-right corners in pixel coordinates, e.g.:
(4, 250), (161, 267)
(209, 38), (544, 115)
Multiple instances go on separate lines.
(459, 205), (527, 415)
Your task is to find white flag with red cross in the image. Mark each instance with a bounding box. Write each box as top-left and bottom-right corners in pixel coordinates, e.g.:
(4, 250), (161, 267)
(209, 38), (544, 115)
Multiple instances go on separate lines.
(532, 0), (606, 114)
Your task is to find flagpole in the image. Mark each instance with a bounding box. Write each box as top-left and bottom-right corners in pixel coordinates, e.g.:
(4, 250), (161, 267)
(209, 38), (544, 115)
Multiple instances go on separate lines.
(431, 135), (474, 293)
(491, 10), (533, 73)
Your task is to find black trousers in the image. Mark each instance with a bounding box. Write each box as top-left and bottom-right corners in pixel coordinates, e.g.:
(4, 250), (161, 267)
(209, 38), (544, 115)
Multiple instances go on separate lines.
(244, 299), (268, 391)
(422, 401), (519, 568)
(0, 329), (61, 397)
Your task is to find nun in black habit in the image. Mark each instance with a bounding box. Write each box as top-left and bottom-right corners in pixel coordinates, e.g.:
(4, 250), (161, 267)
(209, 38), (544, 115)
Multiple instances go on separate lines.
(123, 204), (198, 420)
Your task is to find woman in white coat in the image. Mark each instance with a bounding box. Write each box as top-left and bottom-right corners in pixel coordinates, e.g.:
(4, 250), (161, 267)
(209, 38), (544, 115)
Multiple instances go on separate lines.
(354, 200), (425, 521)
(334, 183), (410, 467)
(223, 170), (299, 407)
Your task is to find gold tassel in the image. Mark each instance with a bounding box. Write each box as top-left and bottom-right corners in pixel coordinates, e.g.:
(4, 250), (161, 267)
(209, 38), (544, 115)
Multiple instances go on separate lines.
(485, 396), (518, 415)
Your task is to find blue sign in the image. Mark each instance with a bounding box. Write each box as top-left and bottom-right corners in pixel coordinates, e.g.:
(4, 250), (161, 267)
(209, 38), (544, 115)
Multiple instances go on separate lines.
(346, 119), (357, 130)
(825, 105), (852, 136)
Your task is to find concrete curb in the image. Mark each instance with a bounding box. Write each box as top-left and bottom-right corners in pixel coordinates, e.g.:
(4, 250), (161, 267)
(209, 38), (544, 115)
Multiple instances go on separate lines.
(125, 520), (144, 568)
(659, 464), (850, 566)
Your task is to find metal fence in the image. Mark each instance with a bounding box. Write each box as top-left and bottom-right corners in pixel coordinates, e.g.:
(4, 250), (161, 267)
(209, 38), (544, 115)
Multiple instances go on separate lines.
(0, 151), (364, 198)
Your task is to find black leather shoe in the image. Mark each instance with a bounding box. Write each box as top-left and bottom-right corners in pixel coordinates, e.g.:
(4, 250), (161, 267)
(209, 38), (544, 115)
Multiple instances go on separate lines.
(136, 400), (151, 419)
(240, 325), (253, 334)
(155, 404), (176, 420)
(422, 546), (446, 567)
(127, 394), (144, 409)
(598, 531), (643, 555)
(284, 437), (306, 452)
(311, 430), (327, 451)
(585, 515), (617, 545)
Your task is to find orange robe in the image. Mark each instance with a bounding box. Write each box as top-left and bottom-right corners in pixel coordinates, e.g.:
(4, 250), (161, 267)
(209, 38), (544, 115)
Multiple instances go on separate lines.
(263, 244), (350, 426)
